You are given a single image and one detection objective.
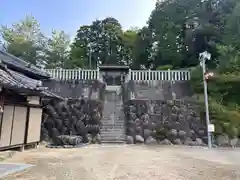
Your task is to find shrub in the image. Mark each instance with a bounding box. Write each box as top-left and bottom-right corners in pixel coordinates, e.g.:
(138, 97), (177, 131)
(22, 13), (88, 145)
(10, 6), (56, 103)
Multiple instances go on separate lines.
(156, 65), (173, 70)
(195, 94), (240, 137)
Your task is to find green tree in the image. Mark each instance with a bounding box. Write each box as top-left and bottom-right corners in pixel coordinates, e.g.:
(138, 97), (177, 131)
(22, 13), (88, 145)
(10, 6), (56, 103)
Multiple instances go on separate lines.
(223, 1), (240, 49)
(144, 0), (237, 69)
(147, 0), (196, 68)
(132, 27), (153, 69)
(70, 17), (130, 68)
(119, 29), (138, 67)
(45, 30), (71, 68)
(69, 25), (92, 68)
(0, 15), (46, 66)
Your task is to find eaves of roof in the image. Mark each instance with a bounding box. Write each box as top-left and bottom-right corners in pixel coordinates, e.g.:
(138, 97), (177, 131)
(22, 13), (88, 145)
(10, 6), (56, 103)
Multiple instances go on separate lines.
(0, 50), (51, 79)
(0, 66), (62, 99)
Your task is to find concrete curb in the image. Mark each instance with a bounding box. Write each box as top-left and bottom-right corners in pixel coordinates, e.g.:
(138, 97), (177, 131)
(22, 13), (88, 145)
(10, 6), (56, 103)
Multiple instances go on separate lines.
(0, 163), (35, 178)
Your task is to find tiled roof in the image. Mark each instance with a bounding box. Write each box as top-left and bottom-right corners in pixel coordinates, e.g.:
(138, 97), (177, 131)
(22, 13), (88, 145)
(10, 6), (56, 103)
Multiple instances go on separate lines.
(8, 69), (42, 90)
(0, 66), (61, 99)
(0, 68), (32, 90)
(0, 51), (62, 99)
(41, 90), (64, 99)
(0, 50), (50, 79)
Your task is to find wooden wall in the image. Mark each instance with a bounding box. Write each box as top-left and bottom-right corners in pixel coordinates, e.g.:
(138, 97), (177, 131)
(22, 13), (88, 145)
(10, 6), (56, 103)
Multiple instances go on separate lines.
(0, 91), (43, 150)
(0, 105), (27, 148)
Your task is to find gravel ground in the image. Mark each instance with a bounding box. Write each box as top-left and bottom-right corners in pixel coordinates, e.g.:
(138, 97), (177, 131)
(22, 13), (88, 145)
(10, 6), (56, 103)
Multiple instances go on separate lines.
(2, 145), (240, 180)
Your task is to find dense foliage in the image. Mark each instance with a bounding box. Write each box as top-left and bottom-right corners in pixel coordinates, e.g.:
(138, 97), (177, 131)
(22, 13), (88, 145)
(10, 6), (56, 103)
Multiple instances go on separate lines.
(1, 0), (240, 137)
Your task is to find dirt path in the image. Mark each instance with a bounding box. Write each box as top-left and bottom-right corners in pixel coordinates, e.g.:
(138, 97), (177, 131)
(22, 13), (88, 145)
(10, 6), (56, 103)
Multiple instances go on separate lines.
(2, 145), (240, 180)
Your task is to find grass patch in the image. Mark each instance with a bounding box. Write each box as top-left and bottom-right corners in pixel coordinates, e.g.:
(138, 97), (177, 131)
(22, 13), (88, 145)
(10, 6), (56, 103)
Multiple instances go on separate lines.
(0, 156), (5, 161)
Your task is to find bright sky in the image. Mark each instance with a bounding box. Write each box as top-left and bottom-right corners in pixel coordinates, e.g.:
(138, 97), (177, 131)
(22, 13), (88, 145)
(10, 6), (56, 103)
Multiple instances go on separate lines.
(0, 0), (157, 38)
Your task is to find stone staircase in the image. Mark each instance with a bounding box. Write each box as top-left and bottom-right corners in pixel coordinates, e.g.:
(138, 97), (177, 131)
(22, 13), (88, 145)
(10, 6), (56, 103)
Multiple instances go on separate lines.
(100, 90), (125, 143)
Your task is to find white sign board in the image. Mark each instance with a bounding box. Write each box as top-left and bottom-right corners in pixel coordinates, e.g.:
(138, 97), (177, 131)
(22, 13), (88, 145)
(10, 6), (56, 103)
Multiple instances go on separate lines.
(208, 124), (215, 132)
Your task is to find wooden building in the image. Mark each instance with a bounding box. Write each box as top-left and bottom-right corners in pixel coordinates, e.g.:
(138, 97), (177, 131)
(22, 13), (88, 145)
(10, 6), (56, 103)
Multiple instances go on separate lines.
(0, 50), (61, 150)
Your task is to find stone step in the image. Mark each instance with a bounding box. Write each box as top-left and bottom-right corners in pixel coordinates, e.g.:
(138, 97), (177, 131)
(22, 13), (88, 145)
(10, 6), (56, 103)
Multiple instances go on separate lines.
(100, 132), (125, 135)
(101, 124), (125, 126)
(101, 119), (125, 123)
(101, 119), (124, 121)
(100, 135), (125, 140)
(103, 111), (121, 113)
(100, 130), (125, 134)
(101, 138), (125, 141)
(101, 124), (125, 127)
(102, 119), (124, 121)
(100, 131), (124, 134)
(100, 135), (125, 139)
(100, 131), (125, 134)
(101, 125), (125, 127)
(100, 136), (125, 139)
(101, 121), (125, 124)
(101, 136), (124, 139)
(101, 140), (125, 144)
(102, 118), (124, 120)
(102, 121), (124, 123)
(100, 129), (124, 131)
(102, 120), (124, 122)
(102, 116), (123, 119)
(105, 129), (124, 132)
(102, 112), (116, 114)
(102, 115), (123, 117)
(101, 125), (125, 128)
(102, 117), (124, 119)
(102, 121), (124, 124)
(100, 126), (125, 129)
(101, 120), (124, 122)
(100, 130), (124, 133)
(102, 90), (125, 144)
(101, 135), (124, 137)
(102, 117), (122, 119)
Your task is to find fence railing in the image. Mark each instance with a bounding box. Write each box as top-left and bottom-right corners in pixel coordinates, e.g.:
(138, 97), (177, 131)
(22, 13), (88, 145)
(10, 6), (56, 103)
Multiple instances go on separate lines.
(129, 69), (190, 81)
(45, 69), (99, 80)
(45, 69), (190, 81)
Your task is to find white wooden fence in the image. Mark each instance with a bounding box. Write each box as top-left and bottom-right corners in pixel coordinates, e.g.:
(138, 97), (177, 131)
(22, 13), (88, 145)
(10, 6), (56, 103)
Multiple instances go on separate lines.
(45, 69), (99, 80)
(129, 69), (190, 81)
(45, 69), (190, 81)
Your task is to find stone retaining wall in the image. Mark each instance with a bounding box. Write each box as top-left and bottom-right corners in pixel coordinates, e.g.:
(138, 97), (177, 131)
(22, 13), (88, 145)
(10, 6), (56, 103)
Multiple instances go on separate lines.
(124, 80), (193, 100)
(41, 99), (103, 145)
(124, 99), (208, 145)
(43, 79), (106, 100)
(41, 78), (240, 147)
(41, 80), (106, 146)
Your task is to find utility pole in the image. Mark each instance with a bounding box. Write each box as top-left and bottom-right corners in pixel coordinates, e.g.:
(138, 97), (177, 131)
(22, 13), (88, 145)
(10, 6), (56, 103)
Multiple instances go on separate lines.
(199, 51), (213, 149)
(88, 43), (92, 69)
